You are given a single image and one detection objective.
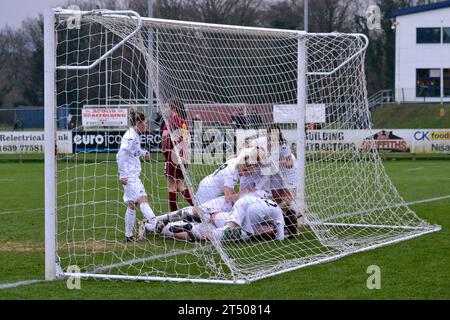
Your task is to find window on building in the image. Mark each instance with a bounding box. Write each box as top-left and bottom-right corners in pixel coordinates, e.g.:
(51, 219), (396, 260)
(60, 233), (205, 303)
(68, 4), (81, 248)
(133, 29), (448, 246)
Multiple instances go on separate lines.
(416, 28), (441, 43)
(443, 28), (450, 43)
(444, 69), (450, 97)
(416, 69), (441, 97)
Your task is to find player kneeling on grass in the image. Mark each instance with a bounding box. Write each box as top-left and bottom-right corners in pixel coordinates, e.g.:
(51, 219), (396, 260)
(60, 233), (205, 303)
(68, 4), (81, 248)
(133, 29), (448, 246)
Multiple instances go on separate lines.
(158, 211), (232, 242)
(137, 195), (231, 241)
(247, 125), (303, 221)
(138, 196), (298, 242)
(117, 108), (163, 242)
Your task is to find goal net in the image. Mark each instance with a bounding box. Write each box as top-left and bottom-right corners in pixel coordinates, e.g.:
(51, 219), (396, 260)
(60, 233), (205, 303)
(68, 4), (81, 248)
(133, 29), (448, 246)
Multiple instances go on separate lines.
(45, 9), (440, 284)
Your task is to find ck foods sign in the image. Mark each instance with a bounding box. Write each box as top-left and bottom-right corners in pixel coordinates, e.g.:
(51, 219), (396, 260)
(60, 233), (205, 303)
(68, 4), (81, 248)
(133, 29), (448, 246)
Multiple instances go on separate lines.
(412, 130), (450, 153)
(72, 131), (161, 153)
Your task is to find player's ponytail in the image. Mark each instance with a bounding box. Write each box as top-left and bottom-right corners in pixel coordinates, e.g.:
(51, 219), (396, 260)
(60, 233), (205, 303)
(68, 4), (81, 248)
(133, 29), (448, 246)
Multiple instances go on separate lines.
(168, 97), (187, 120)
(130, 107), (146, 127)
(268, 124), (286, 144)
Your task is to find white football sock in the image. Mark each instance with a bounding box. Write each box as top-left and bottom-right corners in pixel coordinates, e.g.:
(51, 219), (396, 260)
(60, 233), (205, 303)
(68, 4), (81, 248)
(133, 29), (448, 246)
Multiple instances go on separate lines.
(180, 207), (194, 219)
(159, 224), (173, 238)
(156, 207), (194, 222)
(125, 208), (136, 237)
(140, 202), (156, 221)
(145, 220), (157, 233)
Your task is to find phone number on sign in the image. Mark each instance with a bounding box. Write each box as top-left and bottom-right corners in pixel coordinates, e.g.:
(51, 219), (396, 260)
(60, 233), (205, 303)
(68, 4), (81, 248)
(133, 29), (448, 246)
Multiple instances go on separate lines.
(1, 145), (43, 152)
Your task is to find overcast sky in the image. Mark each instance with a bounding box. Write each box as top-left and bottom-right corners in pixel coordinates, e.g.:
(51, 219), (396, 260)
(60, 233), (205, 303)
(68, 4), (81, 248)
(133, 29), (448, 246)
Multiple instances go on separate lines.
(0, 0), (67, 29)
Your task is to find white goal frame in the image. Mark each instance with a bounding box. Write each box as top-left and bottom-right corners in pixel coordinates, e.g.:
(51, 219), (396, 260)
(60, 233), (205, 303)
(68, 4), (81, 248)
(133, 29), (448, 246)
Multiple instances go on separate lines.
(44, 8), (441, 284)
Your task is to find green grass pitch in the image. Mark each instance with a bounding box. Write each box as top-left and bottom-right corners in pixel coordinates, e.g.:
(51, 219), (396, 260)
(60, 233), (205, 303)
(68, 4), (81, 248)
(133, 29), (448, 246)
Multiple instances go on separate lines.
(0, 159), (449, 299)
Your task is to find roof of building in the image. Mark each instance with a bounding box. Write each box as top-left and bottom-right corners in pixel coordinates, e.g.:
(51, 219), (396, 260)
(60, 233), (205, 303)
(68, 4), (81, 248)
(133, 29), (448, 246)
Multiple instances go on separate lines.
(392, 0), (450, 17)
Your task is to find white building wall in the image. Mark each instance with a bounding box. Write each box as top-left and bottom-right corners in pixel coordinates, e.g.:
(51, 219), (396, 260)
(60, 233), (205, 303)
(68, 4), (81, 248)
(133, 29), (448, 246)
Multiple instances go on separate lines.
(395, 7), (450, 102)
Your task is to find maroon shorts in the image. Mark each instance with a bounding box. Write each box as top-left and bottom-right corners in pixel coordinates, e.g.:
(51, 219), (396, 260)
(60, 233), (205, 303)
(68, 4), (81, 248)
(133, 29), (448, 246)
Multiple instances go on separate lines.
(164, 161), (186, 180)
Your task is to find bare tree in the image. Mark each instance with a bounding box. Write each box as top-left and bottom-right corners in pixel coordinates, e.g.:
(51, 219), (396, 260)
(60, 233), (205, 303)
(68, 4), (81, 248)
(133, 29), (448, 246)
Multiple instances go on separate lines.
(153, 0), (196, 20)
(123, 0), (148, 16)
(309, 0), (357, 33)
(154, 0), (264, 25)
(0, 26), (34, 108)
(262, 0), (303, 30)
(191, 0), (264, 25)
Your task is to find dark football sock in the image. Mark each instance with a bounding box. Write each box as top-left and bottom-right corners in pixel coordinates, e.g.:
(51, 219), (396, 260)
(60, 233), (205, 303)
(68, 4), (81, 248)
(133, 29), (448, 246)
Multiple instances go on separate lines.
(169, 192), (178, 212)
(181, 189), (194, 206)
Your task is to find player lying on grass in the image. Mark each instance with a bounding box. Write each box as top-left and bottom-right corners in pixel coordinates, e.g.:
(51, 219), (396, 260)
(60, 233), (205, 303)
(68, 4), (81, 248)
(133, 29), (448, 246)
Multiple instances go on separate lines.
(137, 193), (252, 241)
(195, 146), (268, 205)
(138, 193), (298, 242)
(117, 108), (164, 242)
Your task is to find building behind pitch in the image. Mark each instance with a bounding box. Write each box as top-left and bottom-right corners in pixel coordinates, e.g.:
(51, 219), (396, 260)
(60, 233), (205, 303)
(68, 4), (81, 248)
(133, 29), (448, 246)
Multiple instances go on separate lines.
(392, 1), (450, 103)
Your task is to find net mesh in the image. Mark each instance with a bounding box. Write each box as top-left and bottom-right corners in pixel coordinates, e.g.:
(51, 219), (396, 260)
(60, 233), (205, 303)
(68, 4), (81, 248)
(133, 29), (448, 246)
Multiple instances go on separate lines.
(53, 11), (438, 283)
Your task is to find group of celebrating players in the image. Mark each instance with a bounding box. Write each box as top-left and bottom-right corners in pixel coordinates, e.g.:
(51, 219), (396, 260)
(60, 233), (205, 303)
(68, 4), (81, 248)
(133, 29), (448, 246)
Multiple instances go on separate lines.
(116, 98), (302, 243)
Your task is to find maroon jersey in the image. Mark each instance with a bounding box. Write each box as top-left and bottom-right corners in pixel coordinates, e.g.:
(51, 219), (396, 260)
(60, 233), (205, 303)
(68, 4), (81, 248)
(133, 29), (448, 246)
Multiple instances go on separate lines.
(163, 114), (188, 163)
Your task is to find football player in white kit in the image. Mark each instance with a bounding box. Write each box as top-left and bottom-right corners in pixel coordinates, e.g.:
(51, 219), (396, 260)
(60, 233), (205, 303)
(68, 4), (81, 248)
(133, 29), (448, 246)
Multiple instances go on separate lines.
(148, 192), (281, 242)
(244, 125), (301, 219)
(195, 147), (267, 205)
(138, 184), (271, 239)
(139, 186), (299, 241)
(213, 195), (286, 241)
(117, 108), (162, 242)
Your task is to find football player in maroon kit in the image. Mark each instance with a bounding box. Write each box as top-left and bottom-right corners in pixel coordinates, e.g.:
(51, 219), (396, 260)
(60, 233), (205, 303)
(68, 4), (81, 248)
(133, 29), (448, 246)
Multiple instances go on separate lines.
(161, 97), (194, 211)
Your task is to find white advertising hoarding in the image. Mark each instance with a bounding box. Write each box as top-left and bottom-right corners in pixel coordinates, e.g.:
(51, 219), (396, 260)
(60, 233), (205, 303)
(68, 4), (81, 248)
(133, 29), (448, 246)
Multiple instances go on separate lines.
(273, 104), (326, 124)
(237, 129), (450, 154)
(82, 106), (128, 127)
(0, 131), (73, 154)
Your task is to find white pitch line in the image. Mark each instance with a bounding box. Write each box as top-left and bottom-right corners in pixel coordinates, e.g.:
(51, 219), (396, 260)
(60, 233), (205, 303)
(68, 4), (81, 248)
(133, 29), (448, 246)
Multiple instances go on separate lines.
(404, 167), (423, 172)
(2, 250), (201, 288)
(0, 279), (44, 290)
(91, 248), (198, 273)
(406, 194), (450, 206)
(0, 208), (44, 216)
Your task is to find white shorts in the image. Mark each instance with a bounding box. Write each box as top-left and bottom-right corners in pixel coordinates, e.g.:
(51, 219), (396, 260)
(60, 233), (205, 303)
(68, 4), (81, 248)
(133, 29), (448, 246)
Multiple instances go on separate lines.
(269, 167), (298, 191)
(269, 171), (288, 190)
(282, 167), (298, 190)
(191, 223), (210, 240)
(122, 179), (147, 204)
(200, 196), (233, 215)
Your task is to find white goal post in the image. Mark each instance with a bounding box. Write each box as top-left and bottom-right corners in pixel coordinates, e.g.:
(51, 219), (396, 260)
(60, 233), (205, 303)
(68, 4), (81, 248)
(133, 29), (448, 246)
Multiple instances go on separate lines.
(44, 8), (441, 284)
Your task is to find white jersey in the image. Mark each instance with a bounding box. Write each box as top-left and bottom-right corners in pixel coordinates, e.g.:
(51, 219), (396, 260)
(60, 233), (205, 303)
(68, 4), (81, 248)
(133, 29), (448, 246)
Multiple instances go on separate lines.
(251, 136), (298, 190)
(227, 196), (285, 240)
(250, 136), (293, 164)
(199, 190), (270, 219)
(116, 128), (149, 180)
(195, 157), (239, 204)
